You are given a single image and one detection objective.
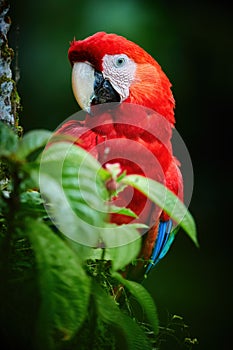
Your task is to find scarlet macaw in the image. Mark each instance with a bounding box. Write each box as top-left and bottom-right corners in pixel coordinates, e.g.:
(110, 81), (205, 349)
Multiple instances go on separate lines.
(56, 32), (183, 280)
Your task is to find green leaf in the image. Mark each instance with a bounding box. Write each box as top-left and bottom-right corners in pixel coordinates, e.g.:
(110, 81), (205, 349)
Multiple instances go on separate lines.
(93, 281), (152, 350)
(112, 272), (159, 336)
(19, 190), (46, 217)
(25, 218), (91, 350)
(122, 174), (198, 247)
(67, 223), (142, 270)
(108, 205), (138, 218)
(100, 224), (142, 271)
(68, 223), (143, 271)
(39, 142), (109, 247)
(97, 166), (111, 181)
(20, 190), (44, 206)
(16, 129), (52, 160)
(0, 121), (18, 157)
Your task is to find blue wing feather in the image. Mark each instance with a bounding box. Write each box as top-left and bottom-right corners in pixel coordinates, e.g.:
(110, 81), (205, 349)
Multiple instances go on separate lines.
(145, 219), (176, 275)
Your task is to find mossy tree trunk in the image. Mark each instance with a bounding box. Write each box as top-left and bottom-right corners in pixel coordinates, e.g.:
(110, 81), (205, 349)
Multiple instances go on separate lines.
(0, 0), (21, 129)
(0, 0), (21, 182)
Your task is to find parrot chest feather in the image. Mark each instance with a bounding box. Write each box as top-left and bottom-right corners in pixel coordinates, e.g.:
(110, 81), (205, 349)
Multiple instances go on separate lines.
(65, 32), (184, 279)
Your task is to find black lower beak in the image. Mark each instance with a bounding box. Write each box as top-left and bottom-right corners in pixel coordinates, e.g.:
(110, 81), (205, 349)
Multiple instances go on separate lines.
(91, 71), (120, 106)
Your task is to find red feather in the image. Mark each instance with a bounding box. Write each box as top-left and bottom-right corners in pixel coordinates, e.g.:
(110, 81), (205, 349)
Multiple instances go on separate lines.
(68, 32), (175, 123)
(58, 32), (183, 279)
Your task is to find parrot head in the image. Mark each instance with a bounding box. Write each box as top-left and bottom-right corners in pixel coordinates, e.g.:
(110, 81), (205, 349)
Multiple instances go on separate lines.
(68, 32), (175, 124)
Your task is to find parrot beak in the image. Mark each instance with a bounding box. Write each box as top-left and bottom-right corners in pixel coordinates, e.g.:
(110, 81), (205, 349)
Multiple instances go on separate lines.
(72, 62), (120, 113)
(72, 62), (95, 113)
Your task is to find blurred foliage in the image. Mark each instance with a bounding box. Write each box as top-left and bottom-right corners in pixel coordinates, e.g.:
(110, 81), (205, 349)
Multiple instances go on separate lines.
(0, 122), (197, 349)
(5, 1), (233, 349)
(0, 123), (147, 349)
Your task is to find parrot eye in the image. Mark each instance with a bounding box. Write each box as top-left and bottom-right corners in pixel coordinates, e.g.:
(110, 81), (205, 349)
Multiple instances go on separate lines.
(113, 55), (127, 68)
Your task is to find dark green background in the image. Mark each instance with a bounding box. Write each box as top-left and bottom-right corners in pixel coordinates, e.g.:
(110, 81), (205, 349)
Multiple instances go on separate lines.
(9, 0), (231, 349)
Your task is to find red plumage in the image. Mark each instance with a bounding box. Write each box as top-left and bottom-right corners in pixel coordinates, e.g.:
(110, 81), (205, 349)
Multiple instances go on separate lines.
(68, 32), (175, 123)
(56, 32), (183, 279)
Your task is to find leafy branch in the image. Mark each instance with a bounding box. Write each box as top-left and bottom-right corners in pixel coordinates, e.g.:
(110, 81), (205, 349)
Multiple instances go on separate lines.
(0, 122), (198, 349)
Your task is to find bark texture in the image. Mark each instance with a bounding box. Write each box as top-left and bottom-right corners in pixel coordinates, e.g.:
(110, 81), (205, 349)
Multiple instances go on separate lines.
(0, 0), (20, 127)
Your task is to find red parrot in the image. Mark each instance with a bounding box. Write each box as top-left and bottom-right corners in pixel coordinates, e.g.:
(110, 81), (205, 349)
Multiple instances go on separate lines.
(55, 32), (183, 280)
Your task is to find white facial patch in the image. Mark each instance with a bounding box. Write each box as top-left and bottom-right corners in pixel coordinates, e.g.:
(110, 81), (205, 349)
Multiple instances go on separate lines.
(102, 54), (137, 101)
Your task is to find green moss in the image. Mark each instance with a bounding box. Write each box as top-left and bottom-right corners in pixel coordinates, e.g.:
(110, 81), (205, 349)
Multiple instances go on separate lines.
(0, 74), (10, 86)
(0, 75), (23, 135)
(10, 80), (23, 133)
(0, 43), (14, 61)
